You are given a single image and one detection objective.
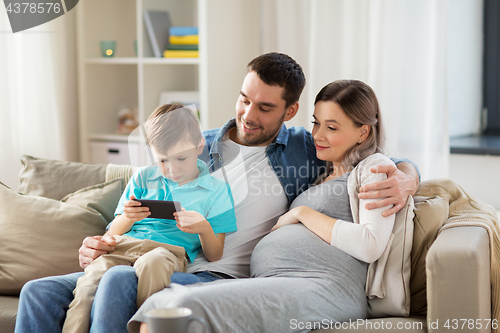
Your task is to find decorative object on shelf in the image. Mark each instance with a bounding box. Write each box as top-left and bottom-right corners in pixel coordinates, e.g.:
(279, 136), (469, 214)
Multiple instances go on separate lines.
(143, 10), (171, 58)
(165, 26), (198, 58)
(159, 91), (200, 119)
(100, 40), (116, 57)
(117, 107), (139, 134)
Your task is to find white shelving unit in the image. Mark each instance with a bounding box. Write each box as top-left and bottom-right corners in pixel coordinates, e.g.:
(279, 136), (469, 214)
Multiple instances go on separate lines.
(76, 0), (260, 166)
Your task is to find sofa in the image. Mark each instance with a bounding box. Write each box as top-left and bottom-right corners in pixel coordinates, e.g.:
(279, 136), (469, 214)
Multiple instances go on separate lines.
(0, 155), (498, 333)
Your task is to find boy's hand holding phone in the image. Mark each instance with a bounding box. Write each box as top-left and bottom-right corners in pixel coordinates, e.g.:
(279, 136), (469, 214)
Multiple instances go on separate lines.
(123, 195), (151, 223)
(106, 195), (151, 238)
(174, 208), (211, 235)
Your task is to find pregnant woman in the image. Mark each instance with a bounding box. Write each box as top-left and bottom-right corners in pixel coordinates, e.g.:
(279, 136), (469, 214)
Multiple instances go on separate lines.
(132, 79), (399, 333)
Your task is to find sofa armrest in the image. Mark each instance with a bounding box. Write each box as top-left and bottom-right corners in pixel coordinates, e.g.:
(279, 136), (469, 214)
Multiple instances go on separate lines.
(426, 226), (491, 333)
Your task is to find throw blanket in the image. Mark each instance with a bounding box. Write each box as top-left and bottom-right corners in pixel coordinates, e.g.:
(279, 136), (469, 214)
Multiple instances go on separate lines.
(105, 164), (135, 190)
(417, 179), (500, 333)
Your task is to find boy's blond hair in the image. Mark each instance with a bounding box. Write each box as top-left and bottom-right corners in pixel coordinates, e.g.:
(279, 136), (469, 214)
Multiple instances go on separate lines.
(145, 103), (203, 155)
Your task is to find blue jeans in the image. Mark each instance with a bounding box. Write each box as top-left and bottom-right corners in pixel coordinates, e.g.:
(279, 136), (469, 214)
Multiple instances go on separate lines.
(14, 266), (224, 333)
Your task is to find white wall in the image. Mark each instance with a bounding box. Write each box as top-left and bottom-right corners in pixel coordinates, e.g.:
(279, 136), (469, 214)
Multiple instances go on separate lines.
(449, 154), (500, 210)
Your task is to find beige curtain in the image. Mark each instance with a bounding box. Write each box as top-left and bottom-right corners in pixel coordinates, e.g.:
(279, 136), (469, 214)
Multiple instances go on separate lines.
(261, 0), (483, 180)
(0, 8), (78, 189)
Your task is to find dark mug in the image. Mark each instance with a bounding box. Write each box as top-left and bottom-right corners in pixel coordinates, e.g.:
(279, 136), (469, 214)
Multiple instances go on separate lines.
(145, 307), (209, 333)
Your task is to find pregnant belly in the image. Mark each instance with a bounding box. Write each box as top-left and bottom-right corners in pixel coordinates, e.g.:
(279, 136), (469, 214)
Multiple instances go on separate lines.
(250, 223), (367, 279)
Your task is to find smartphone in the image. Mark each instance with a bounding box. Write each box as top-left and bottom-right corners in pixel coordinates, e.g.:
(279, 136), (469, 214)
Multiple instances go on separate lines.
(132, 199), (182, 220)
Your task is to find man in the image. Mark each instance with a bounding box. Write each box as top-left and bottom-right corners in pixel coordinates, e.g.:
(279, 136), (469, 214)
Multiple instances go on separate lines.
(15, 53), (419, 333)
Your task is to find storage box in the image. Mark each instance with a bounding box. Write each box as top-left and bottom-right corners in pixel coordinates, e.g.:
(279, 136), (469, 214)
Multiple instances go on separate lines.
(89, 141), (139, 166)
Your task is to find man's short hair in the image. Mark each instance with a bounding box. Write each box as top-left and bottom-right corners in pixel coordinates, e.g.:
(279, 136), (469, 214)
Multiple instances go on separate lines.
(247, 52), (306, 108)
(145, 103), (202, 155)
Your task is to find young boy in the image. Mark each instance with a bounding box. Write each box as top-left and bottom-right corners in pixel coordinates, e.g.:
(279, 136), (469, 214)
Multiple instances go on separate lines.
(61, 104), (237, 333)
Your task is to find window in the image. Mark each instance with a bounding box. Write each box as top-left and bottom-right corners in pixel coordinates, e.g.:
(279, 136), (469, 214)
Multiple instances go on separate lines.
(483, 0), (500, 135)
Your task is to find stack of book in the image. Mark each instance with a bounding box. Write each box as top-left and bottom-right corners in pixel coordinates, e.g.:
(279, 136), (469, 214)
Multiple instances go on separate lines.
(164, 27), (199, 58)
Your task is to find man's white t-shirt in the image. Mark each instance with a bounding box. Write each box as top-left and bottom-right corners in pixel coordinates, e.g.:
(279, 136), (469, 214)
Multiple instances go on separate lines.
(187, 135), (289, 278)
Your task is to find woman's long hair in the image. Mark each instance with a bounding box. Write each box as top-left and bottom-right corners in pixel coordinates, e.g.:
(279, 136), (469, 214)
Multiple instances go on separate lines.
(314, 80), (385, 170)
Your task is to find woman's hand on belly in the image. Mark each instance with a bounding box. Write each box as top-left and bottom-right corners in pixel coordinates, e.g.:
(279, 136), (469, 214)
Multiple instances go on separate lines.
(271, 207), (302, 232)
(272, 206), (338, 244)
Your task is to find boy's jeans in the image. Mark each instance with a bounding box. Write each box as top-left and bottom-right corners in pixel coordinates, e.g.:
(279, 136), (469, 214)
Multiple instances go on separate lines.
(14, 266), (223, 333)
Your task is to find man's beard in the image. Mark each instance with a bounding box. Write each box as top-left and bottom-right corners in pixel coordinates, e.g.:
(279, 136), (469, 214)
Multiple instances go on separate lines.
(235, 114), (285, 146)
